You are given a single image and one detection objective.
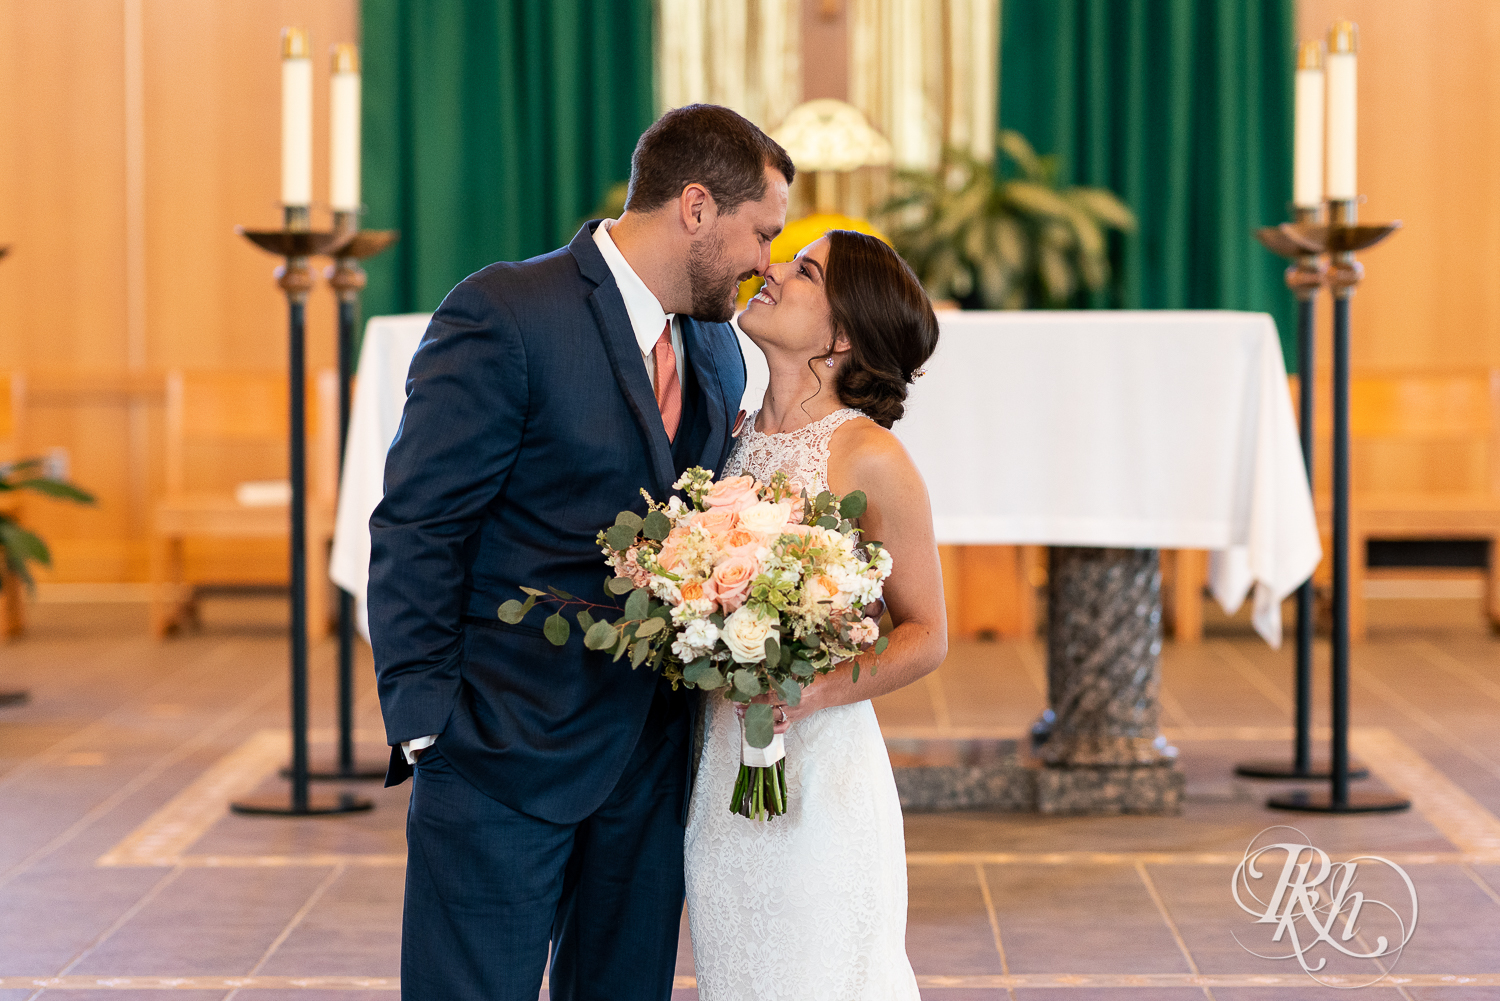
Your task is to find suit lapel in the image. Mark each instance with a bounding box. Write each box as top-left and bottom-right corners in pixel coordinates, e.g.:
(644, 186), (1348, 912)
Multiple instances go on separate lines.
(571, 224), (677, 498)
(679, 319), (729, 473)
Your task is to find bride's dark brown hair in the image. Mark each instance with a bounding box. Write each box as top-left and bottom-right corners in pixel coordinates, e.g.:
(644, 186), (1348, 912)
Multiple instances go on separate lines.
(813, 230), (940, 429)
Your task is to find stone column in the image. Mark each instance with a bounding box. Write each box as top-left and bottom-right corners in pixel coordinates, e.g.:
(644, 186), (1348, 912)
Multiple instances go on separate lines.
(1033, 547), (1181, 814)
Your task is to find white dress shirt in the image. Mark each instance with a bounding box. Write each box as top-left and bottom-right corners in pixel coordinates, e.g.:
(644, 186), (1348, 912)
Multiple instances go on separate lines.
(401, 219), (685, 765)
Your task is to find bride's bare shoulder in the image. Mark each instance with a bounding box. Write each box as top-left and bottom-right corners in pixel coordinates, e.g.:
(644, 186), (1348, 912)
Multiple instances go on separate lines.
(827, 417), (921, 491)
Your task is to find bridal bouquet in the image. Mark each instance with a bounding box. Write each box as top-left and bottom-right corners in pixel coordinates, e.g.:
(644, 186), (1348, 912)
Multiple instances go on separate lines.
(499, 466), (891, 821)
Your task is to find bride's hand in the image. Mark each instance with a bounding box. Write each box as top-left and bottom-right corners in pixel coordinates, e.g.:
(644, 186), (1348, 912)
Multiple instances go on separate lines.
(739, 693), (794, 733)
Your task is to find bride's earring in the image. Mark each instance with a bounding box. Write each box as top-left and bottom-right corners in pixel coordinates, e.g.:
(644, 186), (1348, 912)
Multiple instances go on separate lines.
(825, 357), (835, 369)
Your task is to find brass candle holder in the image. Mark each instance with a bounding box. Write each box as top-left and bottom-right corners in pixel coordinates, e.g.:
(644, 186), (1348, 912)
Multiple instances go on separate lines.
(1268, 197), (1405, 815)
(231, 206), (370, 818)
(298, 208), (398, 783)
(1237, 208), (1370, 785)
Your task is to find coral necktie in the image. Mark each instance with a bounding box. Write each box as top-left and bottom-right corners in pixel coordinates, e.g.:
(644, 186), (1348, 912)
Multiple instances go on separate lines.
(653, 321), (682, 443)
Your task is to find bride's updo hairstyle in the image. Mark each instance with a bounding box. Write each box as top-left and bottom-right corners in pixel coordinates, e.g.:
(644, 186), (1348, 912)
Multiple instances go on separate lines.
(819, 230), (940, 428)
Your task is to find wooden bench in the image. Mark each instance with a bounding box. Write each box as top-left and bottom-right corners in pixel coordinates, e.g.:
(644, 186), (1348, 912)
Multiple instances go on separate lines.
(150, 370), (338, 641)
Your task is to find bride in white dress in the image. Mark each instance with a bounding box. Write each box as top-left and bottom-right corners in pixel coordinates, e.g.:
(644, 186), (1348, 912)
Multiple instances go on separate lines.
(684, 231), (948, 1000)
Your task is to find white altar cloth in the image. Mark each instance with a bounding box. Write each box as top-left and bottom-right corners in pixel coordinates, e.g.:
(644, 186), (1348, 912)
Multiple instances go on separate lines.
(886, 310), (1319, 645)
(329, 314), (429, 639)
(334, 309), (1318, 647)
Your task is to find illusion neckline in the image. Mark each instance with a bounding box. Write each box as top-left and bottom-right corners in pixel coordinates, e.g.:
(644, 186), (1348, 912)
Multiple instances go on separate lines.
(748, 406), (864, 438)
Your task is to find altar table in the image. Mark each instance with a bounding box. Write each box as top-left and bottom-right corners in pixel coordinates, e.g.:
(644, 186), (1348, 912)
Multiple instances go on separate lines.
(333, 310), (1318, 647)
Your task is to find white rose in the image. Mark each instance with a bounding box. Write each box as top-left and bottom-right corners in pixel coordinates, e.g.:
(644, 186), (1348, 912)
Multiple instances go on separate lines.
(737, 500), (793, 535)
(720, 605), (780, 664)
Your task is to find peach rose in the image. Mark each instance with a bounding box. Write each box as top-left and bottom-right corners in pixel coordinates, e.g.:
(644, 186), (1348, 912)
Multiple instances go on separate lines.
(805, 573), (840, 604)
(705, 475), (760, 513)
(691, 508), (738, 538)
(680, 579), (711, 604)
(707, 555), (758, 613)
(737, 499), (794, 535)
(722, 527), (766, 558)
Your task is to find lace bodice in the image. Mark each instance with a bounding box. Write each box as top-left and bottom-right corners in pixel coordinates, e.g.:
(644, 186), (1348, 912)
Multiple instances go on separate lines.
(725, 407), (866, 495)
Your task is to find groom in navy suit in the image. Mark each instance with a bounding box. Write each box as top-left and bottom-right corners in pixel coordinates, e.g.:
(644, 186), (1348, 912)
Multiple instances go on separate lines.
(369, 105), (792, 1000)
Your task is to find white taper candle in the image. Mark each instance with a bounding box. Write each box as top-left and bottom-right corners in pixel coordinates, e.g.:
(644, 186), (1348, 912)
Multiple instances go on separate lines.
(281, 27), (313, 209)
(1292, 41), (1324, 208)
(1325, 21), (1358, 201)
(330, 44), (361, 212)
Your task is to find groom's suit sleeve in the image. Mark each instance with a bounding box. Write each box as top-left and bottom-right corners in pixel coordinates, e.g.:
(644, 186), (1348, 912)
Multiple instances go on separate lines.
(368, 276), (528, 750)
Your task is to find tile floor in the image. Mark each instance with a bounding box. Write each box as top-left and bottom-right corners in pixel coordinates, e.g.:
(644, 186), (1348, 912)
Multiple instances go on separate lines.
(1, 594), (1498, 999)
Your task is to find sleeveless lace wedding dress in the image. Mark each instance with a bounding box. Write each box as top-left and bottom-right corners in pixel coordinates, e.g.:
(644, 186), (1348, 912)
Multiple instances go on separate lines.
(684, 408), (920, 1001)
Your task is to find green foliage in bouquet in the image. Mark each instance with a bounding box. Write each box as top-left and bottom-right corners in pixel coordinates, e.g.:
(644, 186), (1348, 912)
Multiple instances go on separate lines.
(875, 131), (1136, 309)
(0, 458), (96, 593)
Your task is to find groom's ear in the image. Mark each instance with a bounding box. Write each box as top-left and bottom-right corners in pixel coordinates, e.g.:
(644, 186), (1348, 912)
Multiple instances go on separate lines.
(678, 183), (717, 236)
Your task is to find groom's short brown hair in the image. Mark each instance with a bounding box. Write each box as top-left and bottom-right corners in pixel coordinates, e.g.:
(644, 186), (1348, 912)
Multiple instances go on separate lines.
(625, 104), (795, 216)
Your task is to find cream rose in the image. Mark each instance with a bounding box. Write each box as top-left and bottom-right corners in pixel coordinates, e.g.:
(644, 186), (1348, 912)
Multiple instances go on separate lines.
(720, 605), (780, 664)
(737, 499), (794, 535)
(706, 554), (758, 613)
(705, 475), (760, 513)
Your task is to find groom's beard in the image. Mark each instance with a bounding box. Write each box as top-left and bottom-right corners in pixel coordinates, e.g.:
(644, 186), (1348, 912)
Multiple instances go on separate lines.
(686, 232), (746, 323)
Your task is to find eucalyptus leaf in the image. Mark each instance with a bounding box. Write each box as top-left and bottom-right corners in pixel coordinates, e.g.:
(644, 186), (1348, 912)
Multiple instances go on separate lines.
(683, 657), (724, 690)
(815, 516), (839, 530)
(576, 609), (595, 632)
(543, 612), (570, 646)
(773, 676), (802, 706)
(791, 658), (814, 679)
(520, 587), (548, 597)
(614, 510), (644, 531)
(634, 617), (665, 638)
(762, 636), (780, 668)
(851, 662), (861, 683)
(743, 702), (775, 749)
(732, 669), (762, 697)
(606, 576), (636, 595)
(873, 636), (890, 654)
(547, 586), (575, 601)
(630, 638), (651, 669)
(497, 599), (527, 624)
(605, 524), (637, 551)
(624, 588), (650, 621)
(642, 510), (672, 541)
(584, 621), (618, 650)
(839, 491), (867, 519)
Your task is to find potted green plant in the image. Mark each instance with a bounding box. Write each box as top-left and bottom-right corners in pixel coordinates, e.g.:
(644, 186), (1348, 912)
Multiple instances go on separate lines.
(876, 130), (1136, 309)
(0, 457), (95, 593)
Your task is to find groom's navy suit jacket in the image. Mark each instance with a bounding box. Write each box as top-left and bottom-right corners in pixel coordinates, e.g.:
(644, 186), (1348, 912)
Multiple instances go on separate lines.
(369, 222), (746, 825)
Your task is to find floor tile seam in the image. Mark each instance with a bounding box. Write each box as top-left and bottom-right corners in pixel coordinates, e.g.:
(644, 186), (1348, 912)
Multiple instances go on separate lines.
(1458, 863), (1500, 910)
(1208, 642), (1294, 715)
(53, 865), (186, 977)
(1156, 686), (1195, 730)
(1348, 928), (1417, 1001)
(120, 849), (1500, 870)
(1133, 861), (1204, 980)
(1350, 729), (1500, 856)
(0, 641), (249, 792)
(1408, 640), (1500, 709)
(243, 864), (347, 981)
(972, 863), (1011, 977)
(1354, 670), (1500, 784)
(0, 672), (285, 888)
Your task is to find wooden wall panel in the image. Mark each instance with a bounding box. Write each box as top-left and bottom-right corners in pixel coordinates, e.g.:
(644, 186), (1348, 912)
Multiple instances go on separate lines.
(0, 0), (355, 584)
(1296, 1), (1500, 374)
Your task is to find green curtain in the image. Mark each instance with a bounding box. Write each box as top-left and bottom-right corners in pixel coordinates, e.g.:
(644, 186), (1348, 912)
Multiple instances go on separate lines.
(1000, 0), (1298, 367)
(361, 0), (656, 321)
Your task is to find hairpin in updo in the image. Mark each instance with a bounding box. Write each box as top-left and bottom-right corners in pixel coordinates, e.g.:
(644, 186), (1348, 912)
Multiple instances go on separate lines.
(909, 368), (927, 382)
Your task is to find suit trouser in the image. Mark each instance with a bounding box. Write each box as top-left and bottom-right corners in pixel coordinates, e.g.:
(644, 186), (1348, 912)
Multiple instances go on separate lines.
(400, 698), (688, 1001)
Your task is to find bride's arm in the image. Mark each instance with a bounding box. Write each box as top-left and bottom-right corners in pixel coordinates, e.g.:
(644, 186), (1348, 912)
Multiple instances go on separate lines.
(775, 421), (948, 725)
